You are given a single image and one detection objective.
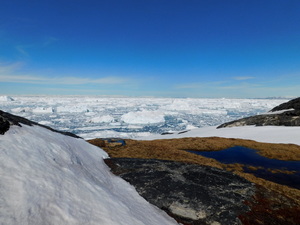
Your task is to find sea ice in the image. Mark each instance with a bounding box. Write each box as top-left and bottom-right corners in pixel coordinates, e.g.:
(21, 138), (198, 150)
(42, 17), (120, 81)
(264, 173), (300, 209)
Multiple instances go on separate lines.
(0, 96), (14, 101)
(32, 107), (54, 114)
(121, 110), (165, 124)
(88, 115), (115, 123)
(0, 96), (289, 139)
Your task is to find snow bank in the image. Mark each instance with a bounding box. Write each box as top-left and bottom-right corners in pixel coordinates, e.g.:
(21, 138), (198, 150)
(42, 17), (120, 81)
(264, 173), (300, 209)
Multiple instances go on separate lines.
(0, 125), (177, 225)
(262, 109), (295, 115)
(141, 125), (300, 146)
(121, 110), (165, 124)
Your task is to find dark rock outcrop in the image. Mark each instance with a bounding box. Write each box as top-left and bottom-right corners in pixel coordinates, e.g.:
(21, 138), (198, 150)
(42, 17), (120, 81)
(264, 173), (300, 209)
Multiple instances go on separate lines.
(218, 98), (300, 128)
(270, 97), (300, 112)
(105, 158), (255, 225)
(0, 116), (10, 135)
(0, 110), (80, 138)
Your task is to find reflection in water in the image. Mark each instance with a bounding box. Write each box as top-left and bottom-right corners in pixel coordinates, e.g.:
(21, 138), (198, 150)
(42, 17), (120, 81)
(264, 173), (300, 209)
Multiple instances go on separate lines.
(187, 146), (300, 189)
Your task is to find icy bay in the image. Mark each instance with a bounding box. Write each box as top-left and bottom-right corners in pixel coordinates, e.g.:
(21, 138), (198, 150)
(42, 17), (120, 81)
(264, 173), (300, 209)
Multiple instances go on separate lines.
(0, 96), (288, 139)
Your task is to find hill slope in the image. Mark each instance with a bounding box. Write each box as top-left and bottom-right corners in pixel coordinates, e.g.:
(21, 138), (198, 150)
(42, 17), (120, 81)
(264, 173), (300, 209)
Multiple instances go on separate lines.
(0, 122), (177, 224)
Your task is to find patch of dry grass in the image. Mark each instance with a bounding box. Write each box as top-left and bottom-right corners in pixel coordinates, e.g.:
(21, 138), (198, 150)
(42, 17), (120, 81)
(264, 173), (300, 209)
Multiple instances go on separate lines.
(147, 137), (300, 161)
(89, 137), (300, 161)
(93, 138), (224, 169)
(88, 136), (300, 203)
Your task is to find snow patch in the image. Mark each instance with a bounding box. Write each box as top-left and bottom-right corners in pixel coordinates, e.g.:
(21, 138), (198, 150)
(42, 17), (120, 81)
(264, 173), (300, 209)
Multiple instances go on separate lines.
(186, 124), (198, 130)
(38, 121), (53, 126)
(0, 125), (178, 225)
(141, 125), (300, 146)
(262, 109), (295, 115)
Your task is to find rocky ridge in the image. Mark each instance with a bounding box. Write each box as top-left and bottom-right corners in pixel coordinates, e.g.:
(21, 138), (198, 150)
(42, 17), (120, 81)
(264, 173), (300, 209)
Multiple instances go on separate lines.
(105, 158), (255, 225)
(104, 158), (300, 225)
(218, 97), (300, 128)
(0, 110), (80, 138)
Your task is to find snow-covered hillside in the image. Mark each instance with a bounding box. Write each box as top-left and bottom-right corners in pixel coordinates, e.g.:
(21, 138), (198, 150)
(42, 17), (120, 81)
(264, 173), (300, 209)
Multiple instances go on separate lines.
(0, 124), (178, 225)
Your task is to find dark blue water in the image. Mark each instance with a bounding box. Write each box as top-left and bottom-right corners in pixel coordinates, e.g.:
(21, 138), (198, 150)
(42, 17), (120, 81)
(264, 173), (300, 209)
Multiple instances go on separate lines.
(188, 146), (300, 189)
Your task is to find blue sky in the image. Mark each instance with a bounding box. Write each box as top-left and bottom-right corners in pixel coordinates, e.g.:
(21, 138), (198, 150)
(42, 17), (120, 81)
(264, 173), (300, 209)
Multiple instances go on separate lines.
(0, 0), (299, 98)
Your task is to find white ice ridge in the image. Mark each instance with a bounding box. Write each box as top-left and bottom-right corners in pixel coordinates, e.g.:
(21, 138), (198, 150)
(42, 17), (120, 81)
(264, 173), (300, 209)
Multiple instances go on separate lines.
(0, 125), (178, 225)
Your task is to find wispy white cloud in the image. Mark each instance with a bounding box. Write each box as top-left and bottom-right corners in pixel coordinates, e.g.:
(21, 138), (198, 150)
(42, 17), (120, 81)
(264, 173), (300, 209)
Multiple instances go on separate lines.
(0, 62), (24, 73)
(42, 37), (58, 47)
(175, 81), (227, 89)
(14, 36), (59, 57)
(0, 74), (129, 85)
(232, 76), (255, 81)
(0, 62), (130, 85)
(172, 74), (300, 98)
(175, 76), (256, 89)
(174, 83), (203, 89)
(15, 45), (30, 57)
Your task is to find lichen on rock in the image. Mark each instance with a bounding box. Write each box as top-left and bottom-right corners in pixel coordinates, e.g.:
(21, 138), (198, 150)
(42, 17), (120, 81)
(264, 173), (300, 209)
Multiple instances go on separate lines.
(105, 158), (255, 225)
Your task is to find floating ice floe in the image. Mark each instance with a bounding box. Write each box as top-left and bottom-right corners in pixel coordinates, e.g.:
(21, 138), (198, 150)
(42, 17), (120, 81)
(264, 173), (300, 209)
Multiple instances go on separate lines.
(88, 115), (115, 123)
(121, 110), (165, 124)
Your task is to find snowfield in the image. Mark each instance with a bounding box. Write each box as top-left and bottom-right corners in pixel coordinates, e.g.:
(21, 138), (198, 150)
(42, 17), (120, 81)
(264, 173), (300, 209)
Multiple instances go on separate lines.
(0, 124), (178, 225)
(140, 125), (300, 146)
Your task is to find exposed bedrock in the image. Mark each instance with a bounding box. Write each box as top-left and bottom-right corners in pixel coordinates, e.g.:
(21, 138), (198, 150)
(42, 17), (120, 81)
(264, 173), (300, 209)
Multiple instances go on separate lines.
(270, 97), (300, 111)
(218, 97), (300, 128)
(0, 110), (80, 138)
(105, 158), (255, 225)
